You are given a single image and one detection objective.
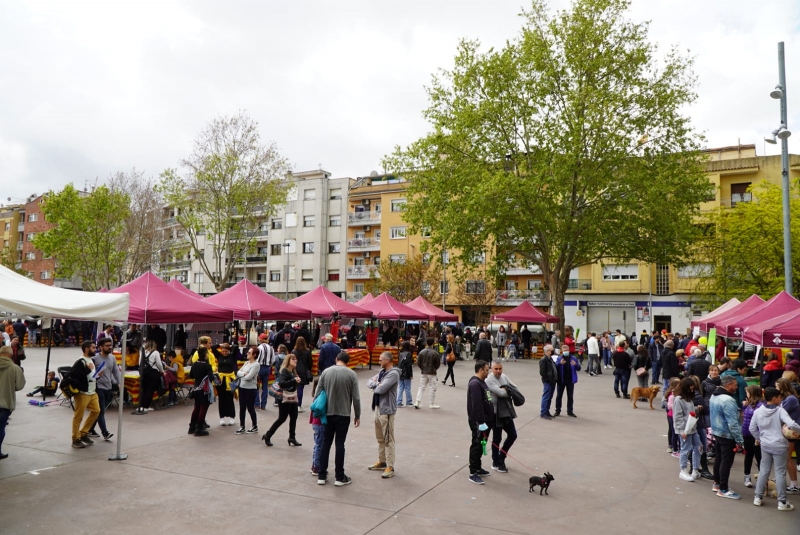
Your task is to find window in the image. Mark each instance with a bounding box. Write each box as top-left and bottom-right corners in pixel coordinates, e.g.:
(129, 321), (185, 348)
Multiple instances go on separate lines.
(271, 218), (282, 230)
(373, 256), (380, 266)
(28, 213), (38, 222)
(25, 252), (35, 261)
(730, 182), (752, 206)
(439, 281), (449, 294)
(353, 283), (365, 294)
(4, 223), (9, 231)
(330, 188), (342, 200)
(328, 270), (340, 281)
(286, 186), (298, 201)
(421, 281), (431, 294)
(303, 242), (314, 254)
(304, 189), (316, 201)
(270, 244), (282, 255)
(527, 279), (542, 290)
(422, 253), (431, 265)
(421, 227), (431, 238)
(301, 269), (313, 281)
(375, 230), (381, 240)
(329, 215), (341, 227)
(193, 273), (204, 283)
(40, 271), (50, 280)
(389, 254), (406, 264)
(602, 264), (639, 281)
(3, 240), (7, 247)
(471, 251), (486, 264)
(285, 213), (297, 227)
(26, 233), (35, 241)
(270, 271), (281, 281)
(505, 280), (517, 290)
(391, 198), (406, 212)
(466, 280), (485, 294)
(354, 230), (365, 239)
(374, 203), (381, 213)
(285, 240), (296, 254)
(390, 226), (407, 239)
(677, 263), (712, 279)
(441, 251), (449, 264)
(328, 242), (340, 253)
(303, 215), (315, 227)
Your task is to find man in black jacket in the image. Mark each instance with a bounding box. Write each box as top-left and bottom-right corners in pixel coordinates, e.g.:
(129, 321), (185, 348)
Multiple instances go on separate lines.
(294, 322), (313, 347)
(474, 332), (493, 362)
(539, 345), (558, 420)
(612, 342), (633, 399)
(687, 346), (711, 381)
(148, 324), (167, 353)
(467, 360), (493, 485)
(649, 336), (663, 385)
(660, 340), (680, 391)
(520, 326), (532, 358)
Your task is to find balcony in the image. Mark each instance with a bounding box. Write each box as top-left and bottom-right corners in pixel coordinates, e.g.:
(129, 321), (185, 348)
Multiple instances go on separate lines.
(346, 265), (379, 279)
(17, 223), (24, 232)
(347, 237), (381, 252)
(251, 280), (267, 288)
(231, 255), (268, 266)
(503, 266), (542, 276)
(720, 194), (752, 208)
(161, 260), (191, 270)
(495, 289), (549, 306)
(231, 229), (270, 241)
(347, 211), (381, 226)
(567, 279), (593, 291)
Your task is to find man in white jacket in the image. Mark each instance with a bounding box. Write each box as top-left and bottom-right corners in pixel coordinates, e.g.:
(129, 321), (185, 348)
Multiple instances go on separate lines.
(750, 386), (800, 510)
(586, 333), (600, 376)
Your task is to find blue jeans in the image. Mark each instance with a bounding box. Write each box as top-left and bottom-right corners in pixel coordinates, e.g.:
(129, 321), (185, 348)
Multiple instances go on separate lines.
(257, 365), (271, 408)
(0, 408), (10, 453)
(312, 423), (325, 470)
(651, 360), (661, 384)
(613, 369), (631, 395)
(540, 382), (555, 416)
(90, 388), (112, 435)
(396, 378), (412, 405)
(680, 432), (701, 471)
(602, 349), (612, 366)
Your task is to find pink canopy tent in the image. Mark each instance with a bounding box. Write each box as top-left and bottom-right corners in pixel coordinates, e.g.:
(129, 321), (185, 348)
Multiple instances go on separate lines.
(492, 300), (559, 323)
(167, 279), (203, 299)
(742, 308), (800, 348)
(205, 279), (312, 320)
(108, 272), (233, 323)
(360, 292), (429, 320)
(405, 296), (458, 322)
(288, 285), (373, 318)
(720, 291), (800, 338)
(690, 298), (741, 331)
(354, 293), (375, 307)
(701, 294), (766, 333)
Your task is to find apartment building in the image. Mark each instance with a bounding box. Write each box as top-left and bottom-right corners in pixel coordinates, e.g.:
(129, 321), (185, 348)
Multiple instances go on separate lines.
(160, 169), (352, 297)
(0, 204), (23, 269)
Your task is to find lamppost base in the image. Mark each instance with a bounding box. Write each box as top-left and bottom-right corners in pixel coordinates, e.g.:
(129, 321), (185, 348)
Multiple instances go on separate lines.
(108, 453), (128, 461)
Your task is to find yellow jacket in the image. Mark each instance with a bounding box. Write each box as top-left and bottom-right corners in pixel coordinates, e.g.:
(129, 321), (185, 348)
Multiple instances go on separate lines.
(125, 351), (139, 369)
(173, 354), (185, 383)
(191, 350), (217, 373)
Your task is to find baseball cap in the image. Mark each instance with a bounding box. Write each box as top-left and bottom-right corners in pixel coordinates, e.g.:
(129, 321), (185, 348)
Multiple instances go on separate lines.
(259, 333), (268, 340)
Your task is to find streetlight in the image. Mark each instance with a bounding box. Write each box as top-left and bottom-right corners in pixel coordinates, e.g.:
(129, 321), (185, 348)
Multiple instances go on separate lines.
(283, 241), (291, 300)
(766, 42), (793, 294)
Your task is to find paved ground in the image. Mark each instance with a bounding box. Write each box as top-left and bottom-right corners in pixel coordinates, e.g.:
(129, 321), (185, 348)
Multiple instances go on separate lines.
(1, 348), (796, 534)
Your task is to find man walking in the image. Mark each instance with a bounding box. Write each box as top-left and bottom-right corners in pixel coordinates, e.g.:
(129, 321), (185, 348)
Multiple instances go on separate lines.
(612, 341), (632, 399)
(521, 326), (532, 359)
(367, 351), (400, 479)
(467, 360), (494, 485)
(539, 345), (557, 420)
(473, 331), (492, 362)
(555, 344), (580, 418)
(649, 335), (663, 385)
(256, 333), (275, 409)
(70, 341), (101, 448)
(414, 337), (441, 410)
(710, 375), (744, 499)
(316, 352), (361, 487)
(661, 340), (680, 392)
(0, 346), (26, 459)
(88, 337), (119, 441)
(586, 332), (600, 376)
(485, 360), (518, 473)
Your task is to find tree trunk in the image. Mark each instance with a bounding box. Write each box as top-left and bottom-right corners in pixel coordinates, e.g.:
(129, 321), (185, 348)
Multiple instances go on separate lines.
(547, 273), (567, 333)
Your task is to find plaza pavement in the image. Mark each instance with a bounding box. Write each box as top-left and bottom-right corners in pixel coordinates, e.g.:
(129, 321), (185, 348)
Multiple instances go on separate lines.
(0, 347), (796, 534)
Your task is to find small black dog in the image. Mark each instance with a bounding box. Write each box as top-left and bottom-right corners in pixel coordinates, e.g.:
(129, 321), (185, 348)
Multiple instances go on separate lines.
(529, 472), (554, 495)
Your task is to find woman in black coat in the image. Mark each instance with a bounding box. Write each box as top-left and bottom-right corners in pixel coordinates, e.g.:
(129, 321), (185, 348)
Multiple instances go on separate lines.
(291, 336), (313, 411)
(263, 354), (301, 447)
(189, 348), (214, 436)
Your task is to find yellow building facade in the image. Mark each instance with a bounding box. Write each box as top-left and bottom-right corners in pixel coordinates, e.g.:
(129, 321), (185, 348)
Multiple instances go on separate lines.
(0, 205), (23, 270)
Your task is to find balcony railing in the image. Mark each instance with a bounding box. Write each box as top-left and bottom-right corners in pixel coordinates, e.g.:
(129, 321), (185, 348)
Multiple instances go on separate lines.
(251, 280), (267, 288)
(161, 260), (191, 270)
(235, 255), (268, 265)
(567, 279), (593, 291)
(503, 266), (542, 276)
(347, 237), (380, 251)
(495, 289), (549, 306)
(346, 265), (379, 279)
(347, 211), (381, 226)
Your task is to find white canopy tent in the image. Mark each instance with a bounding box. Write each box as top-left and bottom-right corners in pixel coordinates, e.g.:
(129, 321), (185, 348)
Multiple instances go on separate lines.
(0, 265), (131, 460)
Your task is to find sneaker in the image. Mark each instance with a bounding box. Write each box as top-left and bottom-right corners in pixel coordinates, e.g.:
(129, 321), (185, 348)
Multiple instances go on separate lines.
(397, 403), (405, 408)
(102, 432), (113, 441)
(469, 474), (485, 485)
(667, 448), (673, 453)
(317, 478), (327, 485)
(753, 496), (763, 507)
(540, 413), (552, 420)
(235, 427), (246, 435)
(220, 418), (226, 426)
(414, 402), (420, 410)
(334, 475), (352, 487)
(381, 467), (395, 479)
(429, 405), (440, 409)
(744, 475), (753, 488)
(691, 470), (700, 480)
(71, 439), (85, 449)
(368, 462), (387, 471)
(311, 467), (319, 476)
(778, 501), (795, 511)
(476, 468), (490, 477)
(679, 470), (695, 482)
(297, 406), (305, 413)
(79, 435), (94, 445)
(671, 452), (680, 458)
(711, 483), (720, 493)
(87, 430), (101, 438)
(495, 463), (508, 473)
(246, 426), (259, 434)
(786, 486), (800, 494)
(554, 411), (561, 417)
(717, 490), (741, 500)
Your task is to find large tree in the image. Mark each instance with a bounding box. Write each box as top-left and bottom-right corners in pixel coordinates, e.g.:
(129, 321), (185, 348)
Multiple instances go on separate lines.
(692, 181), (800, 307)
(384, 0), (712, 325)
(159, 112), (290, 292)
(33, 184), (129, 291)
(366, 255), (438, 303)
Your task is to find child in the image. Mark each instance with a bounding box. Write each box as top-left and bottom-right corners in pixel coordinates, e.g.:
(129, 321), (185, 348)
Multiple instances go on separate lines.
(702, 365), (722, 459)
(665, 377), (681, 456)
(26, 371), (59, 397)
(742, 385), (765, 488)
(673, 377), (701, 481)
(309, 409), (325, 476)
(163, 350), (180, 406)
(750, 386), (800, 511)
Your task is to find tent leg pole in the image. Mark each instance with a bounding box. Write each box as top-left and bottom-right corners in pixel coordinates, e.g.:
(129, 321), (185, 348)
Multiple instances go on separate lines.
(110, 321), (128, 461)
(41, 319), (54, 403)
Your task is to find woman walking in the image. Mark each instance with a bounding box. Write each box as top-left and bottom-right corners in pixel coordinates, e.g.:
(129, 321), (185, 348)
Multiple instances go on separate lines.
(292, 337), (313, 412)
(235, 347), (260, 435)
(188, 348), (214, 436)
(215, 343), (238, 426)
(632, 344), (652, 392)
(263, 353), (302, 447)
(136, 340), (163, 415)
(442, 334), (456, 387)
(496, 326), (507, 360)
(673, 377), (701, 481)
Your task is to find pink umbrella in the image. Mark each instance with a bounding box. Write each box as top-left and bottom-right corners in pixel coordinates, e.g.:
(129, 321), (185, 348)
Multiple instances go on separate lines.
(288, 285), (373, 318)
(360, 293), (429, 320)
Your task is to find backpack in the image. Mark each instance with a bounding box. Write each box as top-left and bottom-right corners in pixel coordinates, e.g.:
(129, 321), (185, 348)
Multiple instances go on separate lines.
(60, 373), (80, 398)
(139, 349), (155, 375)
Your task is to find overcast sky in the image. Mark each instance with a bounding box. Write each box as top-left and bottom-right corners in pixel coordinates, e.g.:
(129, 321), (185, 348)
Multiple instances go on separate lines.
(1, 0), (799, 200)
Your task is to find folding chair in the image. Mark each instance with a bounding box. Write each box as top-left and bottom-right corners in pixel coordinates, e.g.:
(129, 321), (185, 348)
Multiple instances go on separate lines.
(56, 366), (74, 409)
(174, 380), (192, 406)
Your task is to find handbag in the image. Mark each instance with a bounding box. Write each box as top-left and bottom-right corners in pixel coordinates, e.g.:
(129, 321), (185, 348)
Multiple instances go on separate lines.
(229, 378), (240, 394)
(281, 390), (299, 403)
(636, 367), (647, 376)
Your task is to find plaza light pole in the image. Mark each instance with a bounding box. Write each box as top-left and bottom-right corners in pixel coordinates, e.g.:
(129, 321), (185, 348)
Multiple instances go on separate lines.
(284, 241), (291, 300)
(765, 42), (793, 294)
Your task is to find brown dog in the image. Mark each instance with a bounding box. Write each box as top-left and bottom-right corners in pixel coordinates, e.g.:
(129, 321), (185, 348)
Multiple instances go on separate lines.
(631, 385), (661, 409)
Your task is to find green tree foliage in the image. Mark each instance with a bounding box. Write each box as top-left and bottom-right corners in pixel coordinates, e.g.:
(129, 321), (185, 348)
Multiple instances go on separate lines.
(384, 0), (712, 325)
(692, 181), (800, 307)
(366, 255), (437, 304)
(159, 112), (290, 292)
(33, 184), (129, 291)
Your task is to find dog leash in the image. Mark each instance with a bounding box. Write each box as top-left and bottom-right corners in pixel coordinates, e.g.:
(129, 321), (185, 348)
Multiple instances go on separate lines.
(487, 437), (539, 475)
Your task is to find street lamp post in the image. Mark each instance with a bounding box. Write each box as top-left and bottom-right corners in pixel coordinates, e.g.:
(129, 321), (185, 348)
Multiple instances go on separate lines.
(284, 241), (291, 300)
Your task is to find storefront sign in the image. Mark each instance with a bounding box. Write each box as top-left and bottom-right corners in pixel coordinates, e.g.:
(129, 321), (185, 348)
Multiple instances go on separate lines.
(587, 301), (635, 307)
